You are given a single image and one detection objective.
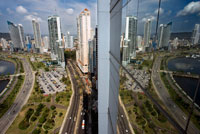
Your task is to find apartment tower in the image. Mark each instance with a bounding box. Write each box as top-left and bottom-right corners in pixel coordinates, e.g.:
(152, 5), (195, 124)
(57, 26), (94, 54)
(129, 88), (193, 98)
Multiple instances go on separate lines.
(76, 8), (91, 73)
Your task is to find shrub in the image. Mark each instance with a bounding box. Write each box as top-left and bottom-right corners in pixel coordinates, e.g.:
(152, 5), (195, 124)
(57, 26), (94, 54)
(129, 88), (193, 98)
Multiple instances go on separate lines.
(32, 129), (41, 134)
(39, 116), (46, 124)
(18, 120), (29, 130)
(34, 104), (44, 116)
(31, 116), (37, 122)
(50, 105), (56, 110)
(59, 112), (63, 117)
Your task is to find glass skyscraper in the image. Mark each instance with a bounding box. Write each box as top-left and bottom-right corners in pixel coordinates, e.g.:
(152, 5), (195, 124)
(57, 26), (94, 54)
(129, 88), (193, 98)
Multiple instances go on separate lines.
(7, 21), (24, 50)
(125, 16), (137, 59)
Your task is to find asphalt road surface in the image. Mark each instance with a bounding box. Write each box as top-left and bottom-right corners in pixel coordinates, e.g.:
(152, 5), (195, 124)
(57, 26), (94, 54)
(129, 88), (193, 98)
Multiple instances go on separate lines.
(0, 57), (34, 134)
(117, 104), (132, 134)
(60, 62), (80, 134)
(152, 56), (200, 134)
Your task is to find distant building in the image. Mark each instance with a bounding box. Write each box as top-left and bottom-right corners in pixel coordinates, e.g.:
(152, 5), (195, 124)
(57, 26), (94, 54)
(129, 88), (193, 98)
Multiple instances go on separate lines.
(122, 43), (129, 66)
(7, 21), (24, 51)
(125, 16), (137, 59)
(48, 15), (65, 68)
(120, 33), (125, 48)
(88, 39), (95, 75)
(158, 22), (172, 49)
(25, 35), (32, 45)
(42, 36), (49, 50)
(1, 38), (8, 51)
(172, 37), (179, 49)
(76, 8), (91, 73)
(144, 19), (151, 50)
(137, 35), (143, 51)
(65, 32), (74, 49)
(191, 24), (200, 45)
(32, 19), (42, 53)
(48, 15), (62, 60)
(18, 24), (25, 49)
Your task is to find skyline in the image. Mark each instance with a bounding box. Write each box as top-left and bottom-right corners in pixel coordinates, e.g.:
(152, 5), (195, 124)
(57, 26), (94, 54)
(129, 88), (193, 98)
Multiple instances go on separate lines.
(0, 0), (96, 35)
(0, 0), (199, 35)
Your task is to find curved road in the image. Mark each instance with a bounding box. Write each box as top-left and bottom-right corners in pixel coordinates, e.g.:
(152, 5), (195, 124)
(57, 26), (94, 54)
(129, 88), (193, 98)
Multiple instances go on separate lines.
(152, 56), (200, 134)
(0, 57), (34, 134)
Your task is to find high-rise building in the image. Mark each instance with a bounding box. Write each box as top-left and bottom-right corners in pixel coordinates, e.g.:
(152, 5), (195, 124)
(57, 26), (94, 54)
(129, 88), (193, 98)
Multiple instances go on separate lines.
(88, 39), (94, 74)
(191, 24), (200, 45)
(172, 37), (179, 49)
(125, 16), (137, 59)
(48, 15), (65, 68)
(122, 43), (129, 66)
(42, 36), (49, 50)
(32, 19), (42, 52)
(1, 38), (8, 51)
(158, 22), (172, 49)
(76, 8), (91, 73)
(48, 15), (62, 60)
(137, 35), (143, 51)
(18, 24), (25, 49)
(144, 19), (151, 50)
(65, 32), (74, 49)
(25, 35), (32, 45)
(7, 21), (23, 50)
(98, 0), (122, 133)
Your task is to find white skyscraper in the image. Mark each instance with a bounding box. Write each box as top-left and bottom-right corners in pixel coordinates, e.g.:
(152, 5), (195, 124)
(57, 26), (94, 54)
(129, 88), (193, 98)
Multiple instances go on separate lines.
(1, 38), (8, 51)
(137, 35), (143, 51)
(191, 24), (200, 45)
(65, 32), (74, 49)
(32, 19), (42, 52)
(172, 37), (179, 49)
(42, 36), (49, 50)
(7, 21), (24, 50)
(158, 22), (172, 49)
(48, 15), (65, 68)
(25, 35), (32, 45)
(76, 8), (91, 73)
(125, 16), (137, 59)
(144, 19), (151, 49)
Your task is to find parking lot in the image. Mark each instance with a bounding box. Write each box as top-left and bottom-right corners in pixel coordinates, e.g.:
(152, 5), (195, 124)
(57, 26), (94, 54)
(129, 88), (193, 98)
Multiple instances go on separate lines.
(38, 68), (67, 95)
(124, 66), (150, 92)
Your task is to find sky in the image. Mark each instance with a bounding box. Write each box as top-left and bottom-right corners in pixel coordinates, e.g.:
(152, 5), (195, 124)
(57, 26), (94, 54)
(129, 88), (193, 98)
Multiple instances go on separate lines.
(122, 0), (200, 35)
(0, 0), (199, 36)
(0, 0), (96, 35)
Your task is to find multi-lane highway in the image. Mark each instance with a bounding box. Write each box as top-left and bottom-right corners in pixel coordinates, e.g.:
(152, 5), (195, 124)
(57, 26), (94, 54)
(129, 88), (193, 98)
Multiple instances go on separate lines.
(70, 61), (86, 134)
(0, 57), (34, 134)
(117, 104), (132, 134)
(60, 62), (80, 134)
(152, 56), (200, 134)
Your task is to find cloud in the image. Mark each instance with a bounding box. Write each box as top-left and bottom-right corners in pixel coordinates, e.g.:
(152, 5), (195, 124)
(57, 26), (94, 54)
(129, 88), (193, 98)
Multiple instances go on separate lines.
(0, 12), (2, 16)
(16, 5), (28, 14)
(154, 8), (164, 15)
(6, 8), (14, 14)
(65, 8), (74, 15)
(24, 14), (43, 22)
(177, 1), (200, 16)
(32, 12), (38, 15)
(142, 15), (156, 22)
